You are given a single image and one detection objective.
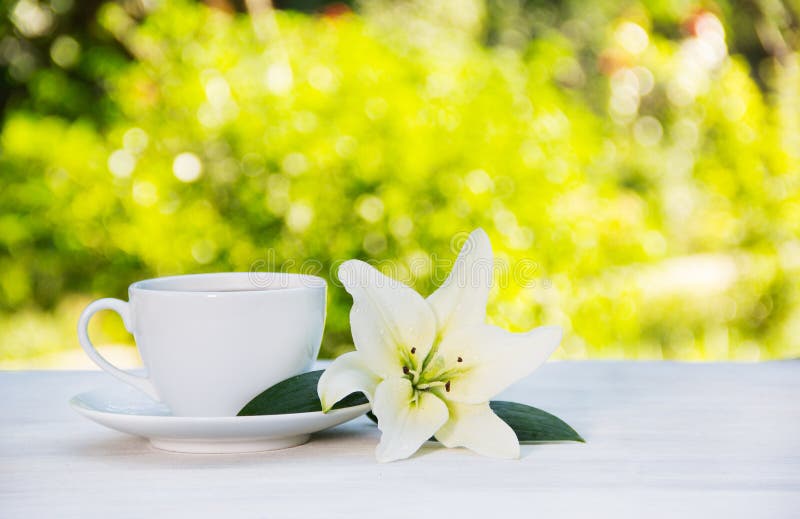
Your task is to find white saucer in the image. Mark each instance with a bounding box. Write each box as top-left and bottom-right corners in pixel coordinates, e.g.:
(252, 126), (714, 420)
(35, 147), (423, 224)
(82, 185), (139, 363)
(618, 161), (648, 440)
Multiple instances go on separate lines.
(70, 383), (369, 454)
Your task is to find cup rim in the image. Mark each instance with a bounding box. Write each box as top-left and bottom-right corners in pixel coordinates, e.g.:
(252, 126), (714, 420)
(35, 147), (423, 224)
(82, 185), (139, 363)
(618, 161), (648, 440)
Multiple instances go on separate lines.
(130, 272), (327, 295)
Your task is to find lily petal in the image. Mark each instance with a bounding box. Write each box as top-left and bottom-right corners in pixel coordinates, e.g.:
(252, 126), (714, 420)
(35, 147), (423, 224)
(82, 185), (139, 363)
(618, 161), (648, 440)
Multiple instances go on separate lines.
(318, 351), (381, 412)
(435, 401), (519, 459)
(338, 260), (437, 378)
(438, 325), (562, 404)
(373, 377), (449, 462)
(426, 228), (493, 336)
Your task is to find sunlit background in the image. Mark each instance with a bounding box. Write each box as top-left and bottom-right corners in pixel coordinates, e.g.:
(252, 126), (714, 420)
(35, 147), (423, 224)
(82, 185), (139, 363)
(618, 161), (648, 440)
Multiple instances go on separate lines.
(1, 0), (799, 368)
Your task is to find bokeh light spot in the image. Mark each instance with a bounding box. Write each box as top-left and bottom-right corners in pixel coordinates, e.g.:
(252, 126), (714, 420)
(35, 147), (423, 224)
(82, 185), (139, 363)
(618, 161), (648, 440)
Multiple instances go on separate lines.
(50, 35), (80, 68)
(204, 76), (231, 107)
(615, 22), (649, 55)
(465, 169), (493, 194)
(335, 136), (357, 158)
(357, 195), (384, 223)
(192, 240), (217, 264)
(634, 116), (663, 146)
(632, 66), (654, 96)
(264, 62), (293, 95)
(123, 128), (149, 154)
(107, 149), (135, 178)
(282, 152), (308, 176)
(308, 65), (336, 92)
(293, 111), (318, 133)
(363, 231), (388, 256)
(173, 152), (203, 183)
(286, 202), (314, 232)
(132, 180), (158, 206)
(11, 0), (54, 38)
(390, 216), (413, 238)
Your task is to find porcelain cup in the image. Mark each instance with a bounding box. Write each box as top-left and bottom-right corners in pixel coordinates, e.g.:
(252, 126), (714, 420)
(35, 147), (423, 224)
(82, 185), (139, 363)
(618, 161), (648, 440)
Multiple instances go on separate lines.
(78, 272), (326, 416)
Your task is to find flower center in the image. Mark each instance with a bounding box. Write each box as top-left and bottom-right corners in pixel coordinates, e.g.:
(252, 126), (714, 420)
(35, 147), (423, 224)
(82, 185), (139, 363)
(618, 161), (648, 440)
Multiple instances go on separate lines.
(401, 347), (463, 396)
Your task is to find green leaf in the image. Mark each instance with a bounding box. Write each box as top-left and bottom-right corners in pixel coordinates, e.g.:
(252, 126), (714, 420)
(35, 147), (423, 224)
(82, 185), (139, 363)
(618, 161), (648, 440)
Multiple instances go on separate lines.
(366, 401), (584, 443)
(489, 401), (584, 443)
(238, 370), (369, 416)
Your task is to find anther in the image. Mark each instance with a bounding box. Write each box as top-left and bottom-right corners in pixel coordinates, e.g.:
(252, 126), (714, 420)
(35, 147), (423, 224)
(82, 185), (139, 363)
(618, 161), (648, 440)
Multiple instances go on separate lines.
(411, 347), (416, 354)
(445, 381), (451, 392)
(457, 356), (463, 363)
(403, 366), (410, 374)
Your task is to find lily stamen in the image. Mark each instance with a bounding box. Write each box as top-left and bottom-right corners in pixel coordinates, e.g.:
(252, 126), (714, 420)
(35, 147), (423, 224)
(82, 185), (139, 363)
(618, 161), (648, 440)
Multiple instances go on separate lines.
(415, 381), (446, 390)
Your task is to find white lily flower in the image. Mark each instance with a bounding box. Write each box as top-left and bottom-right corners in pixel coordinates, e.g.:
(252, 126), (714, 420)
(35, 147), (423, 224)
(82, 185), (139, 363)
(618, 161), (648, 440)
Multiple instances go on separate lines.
(319, 229), (562, 462)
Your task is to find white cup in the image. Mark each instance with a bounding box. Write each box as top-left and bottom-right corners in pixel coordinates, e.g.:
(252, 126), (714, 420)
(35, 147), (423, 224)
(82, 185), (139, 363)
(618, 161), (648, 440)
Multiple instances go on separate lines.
(77, 272), (326, 416)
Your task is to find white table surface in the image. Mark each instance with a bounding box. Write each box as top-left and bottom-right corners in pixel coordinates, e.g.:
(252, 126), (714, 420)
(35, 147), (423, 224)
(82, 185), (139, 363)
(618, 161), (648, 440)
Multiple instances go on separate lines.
(1, 361), (798, 518)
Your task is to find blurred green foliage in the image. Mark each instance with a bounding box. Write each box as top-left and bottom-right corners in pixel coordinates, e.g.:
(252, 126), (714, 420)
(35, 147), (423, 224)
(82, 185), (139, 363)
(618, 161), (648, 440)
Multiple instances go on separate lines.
(1, 0), (799, 364)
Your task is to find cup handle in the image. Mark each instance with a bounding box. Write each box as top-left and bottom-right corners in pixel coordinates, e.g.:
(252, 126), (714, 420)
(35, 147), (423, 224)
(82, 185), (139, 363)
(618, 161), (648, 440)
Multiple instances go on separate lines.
(77, 298), (159, 399)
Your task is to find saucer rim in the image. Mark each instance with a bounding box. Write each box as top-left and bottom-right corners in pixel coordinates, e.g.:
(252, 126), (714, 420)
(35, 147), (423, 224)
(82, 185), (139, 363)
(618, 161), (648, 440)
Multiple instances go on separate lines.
(69, 390), (370, 422)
